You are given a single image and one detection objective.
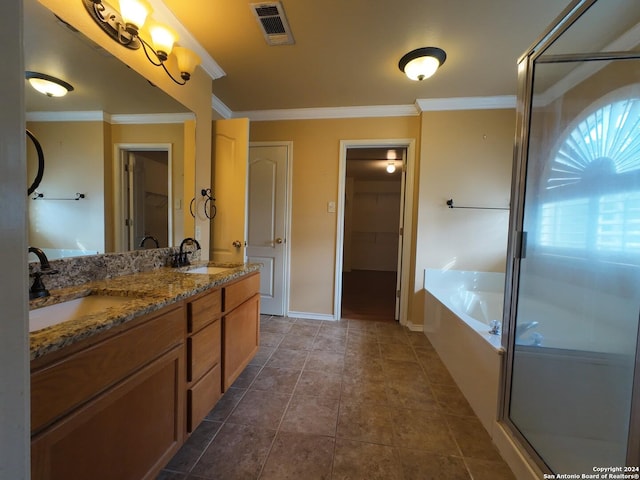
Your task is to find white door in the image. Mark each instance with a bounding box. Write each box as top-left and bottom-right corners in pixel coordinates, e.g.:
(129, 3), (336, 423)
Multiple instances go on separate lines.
(247, 144), (289, 316)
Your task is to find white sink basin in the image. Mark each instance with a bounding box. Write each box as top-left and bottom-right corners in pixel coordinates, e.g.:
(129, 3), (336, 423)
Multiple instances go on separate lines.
(185, 266), (231, 275)
(29, 295), (132, 333)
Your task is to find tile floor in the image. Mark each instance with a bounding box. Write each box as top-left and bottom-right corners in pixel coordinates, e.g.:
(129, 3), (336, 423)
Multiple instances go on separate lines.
(157, 315), (516, 480)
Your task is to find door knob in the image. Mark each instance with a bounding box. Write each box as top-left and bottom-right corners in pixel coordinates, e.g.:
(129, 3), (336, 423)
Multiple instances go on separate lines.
(275, 237), (284, 244)
(232, 240), (242, 248)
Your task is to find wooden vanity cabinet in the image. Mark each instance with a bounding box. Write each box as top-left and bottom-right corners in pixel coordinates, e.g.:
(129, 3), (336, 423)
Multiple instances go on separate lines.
(186, 288), (222, 432)
(30, 304), (185, 480)
(222, 272), (260, 390)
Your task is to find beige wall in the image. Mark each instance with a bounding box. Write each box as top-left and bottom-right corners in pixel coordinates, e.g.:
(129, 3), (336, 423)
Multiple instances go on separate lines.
(417, 109), (514, 274)
(27, 121), (106, 253)
(250, 116), (420, 316)
(111, 122), (187, 247)
(251, 111), (515, 326)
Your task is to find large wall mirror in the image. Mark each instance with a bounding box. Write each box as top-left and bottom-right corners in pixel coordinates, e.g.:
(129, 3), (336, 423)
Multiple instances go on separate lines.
(25, 0), (195, 260)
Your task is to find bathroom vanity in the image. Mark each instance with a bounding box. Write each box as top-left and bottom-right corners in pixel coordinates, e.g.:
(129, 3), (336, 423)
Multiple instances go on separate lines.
(28, 264), (260, 480)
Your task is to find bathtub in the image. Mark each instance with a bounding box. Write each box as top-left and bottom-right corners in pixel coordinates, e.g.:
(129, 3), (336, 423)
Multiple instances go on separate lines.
(423, 269), (540, 480)
(423, 268), (505, 430)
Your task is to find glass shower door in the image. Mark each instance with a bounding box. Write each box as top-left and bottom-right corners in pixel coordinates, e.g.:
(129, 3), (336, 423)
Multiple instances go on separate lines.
(505, 0), (640, 474)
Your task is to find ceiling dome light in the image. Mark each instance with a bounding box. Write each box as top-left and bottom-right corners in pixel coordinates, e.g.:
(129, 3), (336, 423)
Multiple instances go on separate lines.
(25, 71), (74, 97)
(398, 47), (447, 81)
(386, 161), (396, 173)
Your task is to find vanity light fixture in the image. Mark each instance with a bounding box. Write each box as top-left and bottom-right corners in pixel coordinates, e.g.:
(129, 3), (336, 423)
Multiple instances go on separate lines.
(398, 47), (446, 81)
(25, 71), (74, 97)
(82, 0), (201, 85)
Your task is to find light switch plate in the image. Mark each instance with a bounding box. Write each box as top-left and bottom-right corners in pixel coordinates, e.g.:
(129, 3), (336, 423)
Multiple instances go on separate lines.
(327, 201), (336, 213)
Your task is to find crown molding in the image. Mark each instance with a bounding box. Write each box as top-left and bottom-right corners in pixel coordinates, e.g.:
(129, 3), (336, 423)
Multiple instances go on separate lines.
(148, 0), (226, 80)
(26, 111), (110, 122)
(109, 112), (196, 124)
(235, 104), (420, 121)
(416, 96), (517, 111)
(26, 111), (195, 124)
(212, 94), (233, 119)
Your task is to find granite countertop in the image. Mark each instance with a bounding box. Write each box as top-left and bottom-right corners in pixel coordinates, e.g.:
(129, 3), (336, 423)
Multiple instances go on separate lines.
(29, 262), (261, 361)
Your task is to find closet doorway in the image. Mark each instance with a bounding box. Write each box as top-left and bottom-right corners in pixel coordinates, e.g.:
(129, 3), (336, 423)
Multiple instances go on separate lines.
(340, 146), (406, 322)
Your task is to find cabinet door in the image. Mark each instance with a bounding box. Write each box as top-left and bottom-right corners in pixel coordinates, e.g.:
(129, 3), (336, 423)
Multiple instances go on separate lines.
(223, 294), (260, 390)
(31, 346), (184, 480)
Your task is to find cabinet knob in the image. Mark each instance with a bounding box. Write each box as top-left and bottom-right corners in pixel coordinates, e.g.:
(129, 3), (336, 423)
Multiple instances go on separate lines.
(232, 240), (242, 248)
(275, 237), (284, 244)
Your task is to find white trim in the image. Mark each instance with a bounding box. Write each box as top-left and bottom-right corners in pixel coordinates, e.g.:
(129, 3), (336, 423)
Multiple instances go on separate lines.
(212, 94), (233, 119)
(287, 311), (337, 322)
(113, 143), (174, 252)
(236, 104), (420, 122)
(147, 0), (226, 80)
(110, 112), (196, 124)
(335, 138), (416, 326)
(416, 96), (517, 111)
(26, 111), (195, 124)
(248, 141), (293, 317)
(406, 322), (424, 332)
(25, 111), (110, 122)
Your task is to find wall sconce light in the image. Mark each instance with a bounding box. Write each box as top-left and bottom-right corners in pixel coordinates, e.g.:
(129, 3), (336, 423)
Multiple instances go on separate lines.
(398, 47), (446, 81)
(83, 0), (201, 85)
(25, 71), (74, 97)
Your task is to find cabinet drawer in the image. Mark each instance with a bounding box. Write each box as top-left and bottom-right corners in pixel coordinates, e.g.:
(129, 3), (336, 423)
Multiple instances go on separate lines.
(188, 288), (221, 333)
(223, 273), (260, 312)
(187, 364), (221, 432)
(188, 319), (221, 382)
(31, 305), (184, 434)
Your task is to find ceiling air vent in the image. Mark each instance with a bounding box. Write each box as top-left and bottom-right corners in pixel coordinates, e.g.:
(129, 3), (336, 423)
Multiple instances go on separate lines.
(250, 2), (295, 46)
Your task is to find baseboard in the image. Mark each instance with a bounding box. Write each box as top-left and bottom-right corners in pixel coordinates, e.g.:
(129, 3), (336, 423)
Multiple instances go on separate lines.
(405, 322), (423, 332)
(287, 311), (337, 321)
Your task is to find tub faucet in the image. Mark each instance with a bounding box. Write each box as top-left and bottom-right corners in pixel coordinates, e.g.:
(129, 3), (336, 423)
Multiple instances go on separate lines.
(28, 247), (58, 300)
(516, 321), (539, 339)
(139, 235), (159, 248)
(173, 237), (201, 267)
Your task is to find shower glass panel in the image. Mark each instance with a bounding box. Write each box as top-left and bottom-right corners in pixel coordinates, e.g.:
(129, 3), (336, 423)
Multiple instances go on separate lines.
(506, 0), (640, 474)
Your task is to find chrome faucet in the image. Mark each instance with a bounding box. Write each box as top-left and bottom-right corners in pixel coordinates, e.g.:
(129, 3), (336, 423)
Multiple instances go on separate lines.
(139, 235), (159, 248)
(173, 237), (201, 267)
(28, 247), (58, 300)
(516, 321), (539, 339)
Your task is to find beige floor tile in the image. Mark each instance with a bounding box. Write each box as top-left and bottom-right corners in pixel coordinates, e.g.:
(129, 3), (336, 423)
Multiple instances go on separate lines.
(399, 449), (471, 480)
(391, 409), (461, 456)
(432, 383), (476, 416)
(332, 438), (403, 480)
(164, 420), (221, 472)
(295, 370), (342, 398)
(260, 431), (334, 480)
(445, 415), (503, 461)
(280, 394), (339, 436)
(250, 366), (301, 393)
(337, 400), (395, 445)
(465, 458), (517, 480)
(265, 347), (309, 369)
(227, 390), (291, 430)
(305, 350), (345, 374)
(341, 378), (389, 405)
(189, 423), (275, 479)
(205, 387), (246, 422)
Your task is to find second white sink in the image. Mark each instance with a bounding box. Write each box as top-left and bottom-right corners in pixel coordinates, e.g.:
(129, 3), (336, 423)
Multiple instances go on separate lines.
(29, 295), (133, 333)
(185, 266), (231, 275)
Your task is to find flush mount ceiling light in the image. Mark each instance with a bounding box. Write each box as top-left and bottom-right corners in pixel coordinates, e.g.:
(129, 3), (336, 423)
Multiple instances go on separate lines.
(386, 149), (397, 173)
(398, 47), (447, 81)
(82, 0), (201, 85)
(25, 71), (74, 97)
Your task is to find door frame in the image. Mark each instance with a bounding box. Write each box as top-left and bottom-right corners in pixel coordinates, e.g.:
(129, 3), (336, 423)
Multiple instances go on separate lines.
(248, 141), (293, 316)
(113, 143), (173, 252)
(334, 139), (416, 325)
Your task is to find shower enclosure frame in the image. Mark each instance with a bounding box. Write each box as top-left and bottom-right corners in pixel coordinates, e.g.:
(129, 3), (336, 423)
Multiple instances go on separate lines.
(500, 0), (640, 473)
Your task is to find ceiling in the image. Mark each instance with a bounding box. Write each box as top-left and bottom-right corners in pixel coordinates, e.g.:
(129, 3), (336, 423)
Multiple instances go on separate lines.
(162, 0), (570, 114)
